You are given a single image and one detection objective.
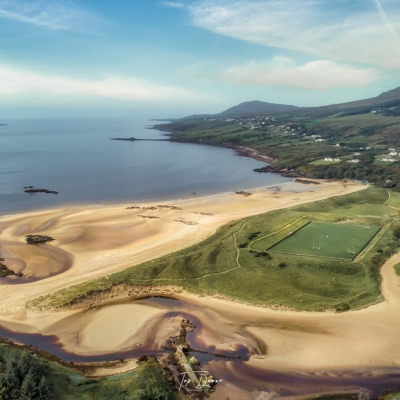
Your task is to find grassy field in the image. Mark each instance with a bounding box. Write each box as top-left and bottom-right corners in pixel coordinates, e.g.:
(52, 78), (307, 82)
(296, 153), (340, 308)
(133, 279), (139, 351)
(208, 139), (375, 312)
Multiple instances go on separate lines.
(269, 222), (380, 260)
(250, 217), (310, 251)
(28, 187), (400, 313)
(309, 159), (342, 165)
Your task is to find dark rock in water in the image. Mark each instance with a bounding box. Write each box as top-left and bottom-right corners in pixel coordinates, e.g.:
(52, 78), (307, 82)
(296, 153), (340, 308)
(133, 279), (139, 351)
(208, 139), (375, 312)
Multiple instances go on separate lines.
(111, 137), (168, 142)
(24, 188), (58, 194)
(25, 235), (55, 245)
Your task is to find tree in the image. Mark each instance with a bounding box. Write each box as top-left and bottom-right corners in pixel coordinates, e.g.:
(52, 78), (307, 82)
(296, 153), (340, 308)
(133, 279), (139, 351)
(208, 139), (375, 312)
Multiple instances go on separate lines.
(20, 370), (38, 400)
(4, 360), (21, 399)
(37, 377), (52, 400)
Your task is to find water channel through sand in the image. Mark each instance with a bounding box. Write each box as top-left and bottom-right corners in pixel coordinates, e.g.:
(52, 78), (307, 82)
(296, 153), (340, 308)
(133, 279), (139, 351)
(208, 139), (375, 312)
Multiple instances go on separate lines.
(1, 296), (400, 399)
(2, 181), (400, 398)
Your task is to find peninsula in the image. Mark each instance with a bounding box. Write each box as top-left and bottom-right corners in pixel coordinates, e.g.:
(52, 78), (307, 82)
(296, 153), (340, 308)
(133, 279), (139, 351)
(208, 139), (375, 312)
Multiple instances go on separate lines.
(154, 86), (400, 189)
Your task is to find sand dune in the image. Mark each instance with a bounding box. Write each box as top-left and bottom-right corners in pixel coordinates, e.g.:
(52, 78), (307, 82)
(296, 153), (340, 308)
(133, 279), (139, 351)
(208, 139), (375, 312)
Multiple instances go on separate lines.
(41, 303), (165, 354)
(6, 179), (400, 397)
(0, 180), (359, 315)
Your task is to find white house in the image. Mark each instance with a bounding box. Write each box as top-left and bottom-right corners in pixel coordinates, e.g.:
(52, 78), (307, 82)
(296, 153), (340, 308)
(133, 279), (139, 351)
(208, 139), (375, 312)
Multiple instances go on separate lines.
(351, 159), (360, 163)
(354, 152), (361, 156)
(389, 151), (397, 156)
(324, 157), (333, 161)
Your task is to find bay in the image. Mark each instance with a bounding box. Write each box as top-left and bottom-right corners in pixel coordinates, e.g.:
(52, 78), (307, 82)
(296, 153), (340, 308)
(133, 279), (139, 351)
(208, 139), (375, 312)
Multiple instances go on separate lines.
(0, 119), (291, 214)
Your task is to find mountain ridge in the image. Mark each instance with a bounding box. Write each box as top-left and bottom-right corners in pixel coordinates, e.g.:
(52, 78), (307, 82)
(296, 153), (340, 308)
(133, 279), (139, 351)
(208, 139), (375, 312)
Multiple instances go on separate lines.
(180, 86), (400, 120)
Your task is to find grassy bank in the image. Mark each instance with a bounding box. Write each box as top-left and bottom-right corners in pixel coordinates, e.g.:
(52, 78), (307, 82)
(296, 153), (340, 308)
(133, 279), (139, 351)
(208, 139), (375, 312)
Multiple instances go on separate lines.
(28, 187), (400, 312)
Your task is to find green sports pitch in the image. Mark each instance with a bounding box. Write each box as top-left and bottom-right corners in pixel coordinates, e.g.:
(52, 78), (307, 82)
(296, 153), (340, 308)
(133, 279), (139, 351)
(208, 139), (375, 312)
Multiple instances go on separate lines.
(268, 222), (380, 259)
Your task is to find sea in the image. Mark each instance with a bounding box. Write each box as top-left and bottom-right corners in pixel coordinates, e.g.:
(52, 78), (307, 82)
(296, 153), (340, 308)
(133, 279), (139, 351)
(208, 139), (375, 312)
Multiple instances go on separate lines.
(0, 118), (292, 214)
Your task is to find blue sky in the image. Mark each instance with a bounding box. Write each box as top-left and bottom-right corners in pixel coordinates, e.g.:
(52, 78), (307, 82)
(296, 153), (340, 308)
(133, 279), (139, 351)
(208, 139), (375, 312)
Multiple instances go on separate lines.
(1, 0), (400, 118)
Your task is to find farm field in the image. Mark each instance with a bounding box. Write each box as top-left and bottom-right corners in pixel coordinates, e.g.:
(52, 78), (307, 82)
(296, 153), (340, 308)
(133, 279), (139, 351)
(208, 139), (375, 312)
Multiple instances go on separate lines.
(309, 159), (341, 165)
(269, 221), (380, 259)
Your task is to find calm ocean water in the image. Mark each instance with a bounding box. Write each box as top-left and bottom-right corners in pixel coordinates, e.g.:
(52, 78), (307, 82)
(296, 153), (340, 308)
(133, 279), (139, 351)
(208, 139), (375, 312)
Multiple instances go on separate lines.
(0, 119), (291, 214)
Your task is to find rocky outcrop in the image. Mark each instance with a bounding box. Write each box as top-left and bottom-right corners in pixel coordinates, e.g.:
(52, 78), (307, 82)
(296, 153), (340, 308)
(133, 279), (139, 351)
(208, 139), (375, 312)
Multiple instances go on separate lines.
(253, 165), (300, 177)
(25, 235), (55, 245)
(235, 191), (252, 196)
(0, 258), (14, 277)
(295, 178), (321, 185)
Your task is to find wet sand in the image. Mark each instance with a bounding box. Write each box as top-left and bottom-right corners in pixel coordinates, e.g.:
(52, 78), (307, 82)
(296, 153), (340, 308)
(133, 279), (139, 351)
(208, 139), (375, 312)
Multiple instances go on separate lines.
(5, 180), (400, 398)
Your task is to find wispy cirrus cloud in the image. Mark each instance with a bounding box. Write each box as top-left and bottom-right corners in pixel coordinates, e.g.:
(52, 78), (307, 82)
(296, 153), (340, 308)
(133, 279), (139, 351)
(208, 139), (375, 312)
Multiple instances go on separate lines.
(373, 0), (400, 50)
(187, 0), (400, 69)
(160, 1), (185, 8)
(221, 57), (378, 91)
(0, 63), (191, 101)
(0, 0), (98, 31)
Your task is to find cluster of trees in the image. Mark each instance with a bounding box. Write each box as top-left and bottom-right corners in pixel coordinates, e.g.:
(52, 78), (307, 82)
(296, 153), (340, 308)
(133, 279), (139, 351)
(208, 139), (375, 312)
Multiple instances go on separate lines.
(0, 346), (52, 400)
(128, 357), (176, 400)
(83, 357), (177, 400)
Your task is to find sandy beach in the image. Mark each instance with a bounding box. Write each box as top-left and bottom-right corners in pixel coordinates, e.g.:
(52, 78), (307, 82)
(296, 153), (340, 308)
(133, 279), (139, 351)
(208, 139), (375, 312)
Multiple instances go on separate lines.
(4, 179), (400, 397)
(0, 179), (360, 315)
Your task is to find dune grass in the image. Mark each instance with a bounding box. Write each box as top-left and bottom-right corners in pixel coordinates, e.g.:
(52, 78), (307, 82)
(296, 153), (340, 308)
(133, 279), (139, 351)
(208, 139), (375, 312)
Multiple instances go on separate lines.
(28, 187), (400, 312)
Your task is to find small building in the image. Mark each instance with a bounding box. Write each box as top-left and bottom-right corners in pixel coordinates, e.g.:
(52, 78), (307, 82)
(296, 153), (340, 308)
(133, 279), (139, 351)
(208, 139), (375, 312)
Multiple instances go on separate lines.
(324, 157), (333, 161)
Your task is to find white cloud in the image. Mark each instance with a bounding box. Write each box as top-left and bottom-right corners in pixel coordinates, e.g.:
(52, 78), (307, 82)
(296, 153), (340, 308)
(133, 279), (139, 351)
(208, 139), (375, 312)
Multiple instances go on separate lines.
(0, 63), (191, 101)
(160, 1), (185, 8)
(188, 0), (400, 69)
(0, 0), (98, 30)
(221, 57), (378, 91)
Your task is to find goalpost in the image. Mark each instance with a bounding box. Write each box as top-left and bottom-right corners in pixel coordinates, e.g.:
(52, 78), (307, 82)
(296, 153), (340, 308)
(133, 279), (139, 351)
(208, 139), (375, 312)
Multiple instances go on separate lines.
(312, 240), (321, 250)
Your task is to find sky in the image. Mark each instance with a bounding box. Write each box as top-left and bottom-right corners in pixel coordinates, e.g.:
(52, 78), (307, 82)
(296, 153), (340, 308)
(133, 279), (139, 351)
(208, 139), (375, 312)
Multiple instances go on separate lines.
(1, 0), (400, 118)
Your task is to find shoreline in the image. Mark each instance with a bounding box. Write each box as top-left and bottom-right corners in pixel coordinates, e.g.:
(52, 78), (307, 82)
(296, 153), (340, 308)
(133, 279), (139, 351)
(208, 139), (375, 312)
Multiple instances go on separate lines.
(0, 173), (291, 218)
(155, 124), (296, 175)
(0, 179), (361, 292)
(2, 180), (400, 397)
